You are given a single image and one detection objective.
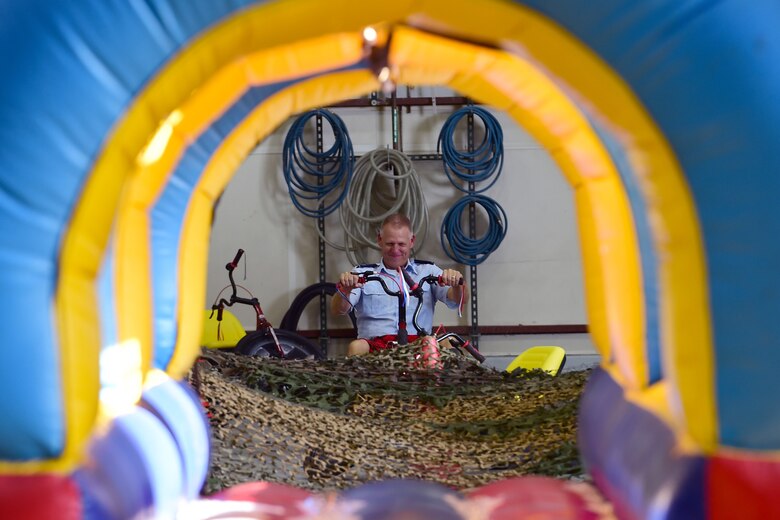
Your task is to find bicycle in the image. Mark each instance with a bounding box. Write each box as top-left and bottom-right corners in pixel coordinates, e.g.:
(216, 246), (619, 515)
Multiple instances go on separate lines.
(351, 269), (485, 363)
(209, 248), (325, 360)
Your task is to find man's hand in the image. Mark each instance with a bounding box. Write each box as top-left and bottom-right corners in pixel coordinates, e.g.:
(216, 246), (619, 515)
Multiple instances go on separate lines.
(439, 269), (464, 287)
(441, 269), (467, 310)
(337, 271), (364, 292)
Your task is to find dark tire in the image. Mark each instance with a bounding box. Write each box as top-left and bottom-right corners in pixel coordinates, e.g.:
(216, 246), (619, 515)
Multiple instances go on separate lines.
(279, 282), (357, 332)
(235, 329), (325, 360)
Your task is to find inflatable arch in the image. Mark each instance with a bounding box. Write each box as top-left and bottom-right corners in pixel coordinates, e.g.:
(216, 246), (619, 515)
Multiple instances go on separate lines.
(1, 0), (779, 517)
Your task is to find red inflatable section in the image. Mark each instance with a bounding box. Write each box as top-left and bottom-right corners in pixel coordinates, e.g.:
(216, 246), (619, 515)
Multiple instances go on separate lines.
(709, 454), (780, 520)
(467, 477), (614, 519)
(213, 481), (315, 518)
(0, 474), (81, 520)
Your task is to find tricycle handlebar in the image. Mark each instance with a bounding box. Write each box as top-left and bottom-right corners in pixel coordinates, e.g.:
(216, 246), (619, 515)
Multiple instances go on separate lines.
(227, 248), (244, 271)
(352, 270), (481, 363)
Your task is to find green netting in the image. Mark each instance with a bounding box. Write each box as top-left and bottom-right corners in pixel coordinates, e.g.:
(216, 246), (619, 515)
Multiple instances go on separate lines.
(194, 341), (591, 495)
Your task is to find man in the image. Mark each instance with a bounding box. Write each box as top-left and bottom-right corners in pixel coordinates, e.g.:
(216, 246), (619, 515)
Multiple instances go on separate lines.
(331, 213), (467, 356)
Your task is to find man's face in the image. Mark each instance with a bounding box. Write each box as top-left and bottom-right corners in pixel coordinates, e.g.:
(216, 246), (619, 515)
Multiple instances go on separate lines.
(378, 224), (415, 270)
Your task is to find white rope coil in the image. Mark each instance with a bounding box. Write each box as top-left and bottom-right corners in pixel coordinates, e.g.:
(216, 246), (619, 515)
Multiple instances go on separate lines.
(317, 148), (429, 266)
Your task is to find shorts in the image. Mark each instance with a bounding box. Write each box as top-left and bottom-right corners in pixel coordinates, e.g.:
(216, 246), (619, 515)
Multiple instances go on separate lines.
(365, 334), (419, 353)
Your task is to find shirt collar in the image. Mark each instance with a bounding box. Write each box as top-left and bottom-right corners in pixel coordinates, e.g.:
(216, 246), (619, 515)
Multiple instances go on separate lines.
(379, 259), (418, 275)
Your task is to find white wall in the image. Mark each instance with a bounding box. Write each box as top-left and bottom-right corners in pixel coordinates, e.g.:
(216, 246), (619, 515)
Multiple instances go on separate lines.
(207, 86), (595, 358)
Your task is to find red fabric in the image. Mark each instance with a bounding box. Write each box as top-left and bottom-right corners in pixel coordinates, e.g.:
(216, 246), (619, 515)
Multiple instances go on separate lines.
(0, 474), (81, 520)
(213, 481), (314, 517)
(708, 453), (780, 519)
(468, 476), (609, 519)
(366, 334), (418, 352)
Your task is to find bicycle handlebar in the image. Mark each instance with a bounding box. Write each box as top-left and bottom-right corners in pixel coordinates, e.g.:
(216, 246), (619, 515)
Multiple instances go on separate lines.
(354, 271), (463, 292)
(354, 271), (401, 296)
(408, 274), (482, 362)
(227, 248), (244, 271)
(354, 271), (409, 345)
(219, 249), (257, 307)
(438, 332), (485, 363)
(411, 275), (454, 335)
(352, 270), (481, 362)
(401, 270), (463, 295)
(212, 248), (283, 357)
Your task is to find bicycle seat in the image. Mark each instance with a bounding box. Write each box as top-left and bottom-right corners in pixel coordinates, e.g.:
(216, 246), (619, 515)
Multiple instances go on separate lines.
(506, 346), (567, 376)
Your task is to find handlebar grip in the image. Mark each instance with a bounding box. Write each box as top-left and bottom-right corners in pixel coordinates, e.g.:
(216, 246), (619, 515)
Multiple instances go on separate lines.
(352, 270), (373, 285)
(437, 275), (465, 286)
(401, 269), (416, 287)
(463, 342), (485, 363)
(401, 269), (422, 295)
(227, 248), (244, 270)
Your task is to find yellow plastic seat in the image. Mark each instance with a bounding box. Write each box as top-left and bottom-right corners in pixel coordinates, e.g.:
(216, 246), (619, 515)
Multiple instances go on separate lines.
(201, 309), (246, 349)
(506, 346), (567, 376)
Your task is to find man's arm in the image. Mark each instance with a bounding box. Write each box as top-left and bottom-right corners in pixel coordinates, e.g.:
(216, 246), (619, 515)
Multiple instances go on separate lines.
(330, 286), (353, 316)
(330, 271), (364, 316)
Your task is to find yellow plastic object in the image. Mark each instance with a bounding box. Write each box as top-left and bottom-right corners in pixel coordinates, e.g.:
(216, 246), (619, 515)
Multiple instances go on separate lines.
(506, 346), (567, 376)
(201, 309), (246, 349)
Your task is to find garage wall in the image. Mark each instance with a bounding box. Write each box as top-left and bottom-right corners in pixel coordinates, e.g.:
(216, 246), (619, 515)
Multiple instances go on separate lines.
(207, 86), (594, 358)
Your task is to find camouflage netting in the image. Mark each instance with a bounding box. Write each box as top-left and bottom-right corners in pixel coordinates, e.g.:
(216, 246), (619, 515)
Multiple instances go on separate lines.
(193, 341), (592, 495)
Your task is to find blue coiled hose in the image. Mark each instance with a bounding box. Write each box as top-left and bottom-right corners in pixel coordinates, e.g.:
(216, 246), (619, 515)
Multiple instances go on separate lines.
(438, 106), (504, 194)
(282, 109), (353, 218)
(441, 194), (508, 266)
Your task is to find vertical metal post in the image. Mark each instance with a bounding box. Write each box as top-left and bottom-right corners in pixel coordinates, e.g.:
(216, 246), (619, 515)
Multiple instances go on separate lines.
(467, 110), (480, 350)
(391, 91), (402, 201)
(316, 113), (328, 355)
(391, 91), (402, 151)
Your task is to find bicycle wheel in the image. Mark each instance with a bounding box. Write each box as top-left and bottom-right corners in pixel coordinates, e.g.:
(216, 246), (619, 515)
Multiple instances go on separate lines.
(235, 329), (325, 360)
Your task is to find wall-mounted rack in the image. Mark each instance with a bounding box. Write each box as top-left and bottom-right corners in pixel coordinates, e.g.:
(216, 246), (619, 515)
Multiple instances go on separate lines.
(324, 92), (484, 348)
